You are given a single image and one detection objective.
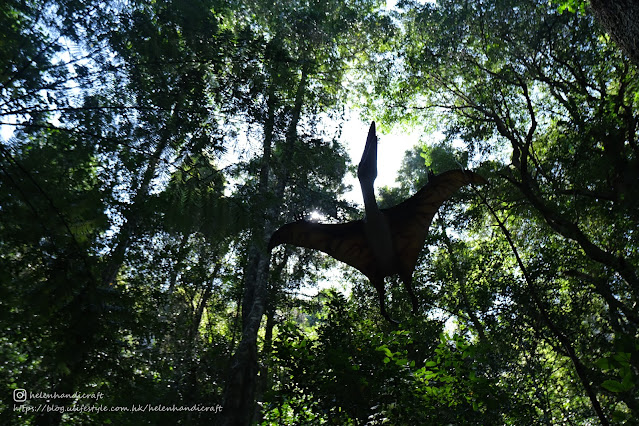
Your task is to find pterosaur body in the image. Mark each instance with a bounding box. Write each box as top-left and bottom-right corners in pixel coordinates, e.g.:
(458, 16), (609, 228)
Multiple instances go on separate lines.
(269, 122), (486, 322)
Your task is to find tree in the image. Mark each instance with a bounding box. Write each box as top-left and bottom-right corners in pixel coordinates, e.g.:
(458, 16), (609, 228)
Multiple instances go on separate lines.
(556, 0), (639, 66)
(220, 0), (390, 423)
(2, 0), (241, 423)
(4, 0), (636, 424)
(364, 0), (638, 422)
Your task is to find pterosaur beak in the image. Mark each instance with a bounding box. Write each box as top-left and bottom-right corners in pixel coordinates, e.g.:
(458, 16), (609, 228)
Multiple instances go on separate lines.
(358, 121), (378, 182)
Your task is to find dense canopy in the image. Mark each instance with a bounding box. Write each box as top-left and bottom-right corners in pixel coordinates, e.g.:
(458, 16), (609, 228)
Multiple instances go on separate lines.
(1, 0), (637, 424)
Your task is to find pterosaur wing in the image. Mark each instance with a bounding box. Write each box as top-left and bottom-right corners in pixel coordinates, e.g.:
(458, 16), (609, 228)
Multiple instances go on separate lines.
(268, 220), (375, 277)
(384, 170), (487, 274)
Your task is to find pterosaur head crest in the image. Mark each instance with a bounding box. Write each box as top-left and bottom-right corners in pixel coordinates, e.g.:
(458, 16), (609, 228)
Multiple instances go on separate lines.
(357, 121), (378, 186)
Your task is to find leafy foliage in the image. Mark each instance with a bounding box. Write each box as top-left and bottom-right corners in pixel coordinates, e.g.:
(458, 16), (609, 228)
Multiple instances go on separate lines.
(1, 0), (637, 424)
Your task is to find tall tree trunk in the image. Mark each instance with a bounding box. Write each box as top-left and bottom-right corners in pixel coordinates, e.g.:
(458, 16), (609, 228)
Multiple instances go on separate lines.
(252, 303), (276, 424)
(184, 260), (221, 423)
(590, 0), (639, 66)
(221, 82), (278, 425)
(221, 66), (308, 425)
(221, 250), (271, 425)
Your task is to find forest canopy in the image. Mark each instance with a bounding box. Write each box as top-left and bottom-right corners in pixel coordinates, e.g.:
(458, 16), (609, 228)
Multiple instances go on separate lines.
(1, 0), (637, 424)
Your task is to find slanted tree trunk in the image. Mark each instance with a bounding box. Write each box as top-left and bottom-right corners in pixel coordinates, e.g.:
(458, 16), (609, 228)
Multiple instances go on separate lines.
(480, 194), (610, 426)
(101, 137), (168, 287)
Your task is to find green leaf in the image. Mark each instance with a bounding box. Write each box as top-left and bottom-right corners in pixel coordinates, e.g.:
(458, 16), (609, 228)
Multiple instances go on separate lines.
(612, 352), (631, 365)
(596, 358), (611, 370)
(601, 380), (630, 393)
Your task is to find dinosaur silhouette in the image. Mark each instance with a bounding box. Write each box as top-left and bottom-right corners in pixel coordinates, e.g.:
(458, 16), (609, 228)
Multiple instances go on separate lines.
(269, 122), (486, 323)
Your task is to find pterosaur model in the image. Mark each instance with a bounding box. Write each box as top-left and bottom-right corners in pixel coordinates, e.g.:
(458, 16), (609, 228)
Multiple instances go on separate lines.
(269, 122), (486, 323)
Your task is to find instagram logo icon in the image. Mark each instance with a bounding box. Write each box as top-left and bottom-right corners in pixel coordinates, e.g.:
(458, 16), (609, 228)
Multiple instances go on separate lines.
(13, 389), (27, 402)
